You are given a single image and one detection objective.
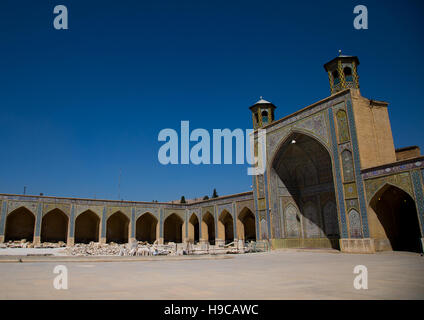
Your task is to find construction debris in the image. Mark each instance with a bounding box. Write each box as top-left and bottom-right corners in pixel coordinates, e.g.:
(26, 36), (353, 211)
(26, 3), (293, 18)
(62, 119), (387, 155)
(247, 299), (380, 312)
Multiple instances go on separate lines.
(0, 239), (269, 256)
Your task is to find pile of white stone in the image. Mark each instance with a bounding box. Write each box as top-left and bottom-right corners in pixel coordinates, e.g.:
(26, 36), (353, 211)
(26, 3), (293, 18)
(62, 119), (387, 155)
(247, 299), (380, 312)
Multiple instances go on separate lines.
(63, 241), (186, 256)
(0, 240), (66, 249)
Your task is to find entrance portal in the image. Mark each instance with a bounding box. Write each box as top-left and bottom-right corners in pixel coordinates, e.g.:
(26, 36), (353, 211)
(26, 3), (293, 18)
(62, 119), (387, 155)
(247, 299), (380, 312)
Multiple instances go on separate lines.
(272, 132), (340, 249)
(369, 184), (422, 252)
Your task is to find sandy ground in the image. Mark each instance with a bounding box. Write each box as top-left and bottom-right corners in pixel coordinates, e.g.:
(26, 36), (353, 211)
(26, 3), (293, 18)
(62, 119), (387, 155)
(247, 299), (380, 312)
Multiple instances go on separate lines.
(0, 248), (67, 256)
(0, 249), (423, 299)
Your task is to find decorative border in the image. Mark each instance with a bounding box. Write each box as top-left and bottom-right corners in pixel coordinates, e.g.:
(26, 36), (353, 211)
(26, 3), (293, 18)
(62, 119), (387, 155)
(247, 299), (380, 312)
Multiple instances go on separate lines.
(411, 170), (424, 235)
(346, 98), (369, 237)
(328, 107), (348, 238)
(362, 160), (424, 180)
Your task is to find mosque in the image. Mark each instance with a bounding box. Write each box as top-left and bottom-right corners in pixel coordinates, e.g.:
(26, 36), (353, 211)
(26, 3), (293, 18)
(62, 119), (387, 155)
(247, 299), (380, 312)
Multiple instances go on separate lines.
(0, 54), (423, 253)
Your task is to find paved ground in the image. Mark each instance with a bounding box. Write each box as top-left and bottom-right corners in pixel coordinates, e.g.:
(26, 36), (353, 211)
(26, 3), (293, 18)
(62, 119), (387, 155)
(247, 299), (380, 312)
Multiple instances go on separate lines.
(0, 249), (423, 299)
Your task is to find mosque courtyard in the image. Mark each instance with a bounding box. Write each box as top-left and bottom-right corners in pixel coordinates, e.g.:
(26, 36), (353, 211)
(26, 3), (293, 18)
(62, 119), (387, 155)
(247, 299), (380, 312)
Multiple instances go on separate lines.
(0, 249), (423, 299)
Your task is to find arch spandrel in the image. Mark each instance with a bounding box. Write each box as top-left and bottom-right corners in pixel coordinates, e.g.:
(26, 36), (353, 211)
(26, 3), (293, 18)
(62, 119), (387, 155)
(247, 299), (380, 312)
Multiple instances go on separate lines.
(7, 201), (37, 216)
(164, 209), (185, 221)
(217, 203), (233, 218)
(268, 127), (333, 172)
(135, 207), (159, 219)
(42, 203), (71, 217)
(106, 207), (131, 219)
(266, 112), (330, 169)
(74, 205), (103, 219)
(365, 173), (414, 204)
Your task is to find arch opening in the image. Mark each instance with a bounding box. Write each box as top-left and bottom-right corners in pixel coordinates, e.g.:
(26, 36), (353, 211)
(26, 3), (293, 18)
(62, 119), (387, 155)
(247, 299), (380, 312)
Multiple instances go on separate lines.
(75, 210), (100, 243)
(5, 207), (35, 242)
(238, 208), (256, 241)
(272, 132), (340, 249)
(218, 210), (234, 244)
(188, 214), (199, 243)
(369, 184), (422, 252)
(106, 211), (129, 244)
(41, 209), (68, 243)
(201, 212), (215, 245)
(164, 213), (183, 243)
(136, 212), (157, 243)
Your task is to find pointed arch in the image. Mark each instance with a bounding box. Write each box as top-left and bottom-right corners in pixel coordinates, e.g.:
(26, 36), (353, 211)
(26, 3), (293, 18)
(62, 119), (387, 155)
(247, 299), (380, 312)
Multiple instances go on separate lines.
(218, 210), (234, 244)
(201, 211), (215, 244)
(136, 212), (158, 243)
(41, 208), (68, 243)
(270, 130), (340, 249)
(106, 211), (129, 243)
(163, 213), (183, 243)
(5, 207), (36, 242)
(188, 213), (199, 243)
(237, 207), (256, 241)
(284, 203), (300, 238)
(75, 210), (100, 243)
(368, 184), (422, 252)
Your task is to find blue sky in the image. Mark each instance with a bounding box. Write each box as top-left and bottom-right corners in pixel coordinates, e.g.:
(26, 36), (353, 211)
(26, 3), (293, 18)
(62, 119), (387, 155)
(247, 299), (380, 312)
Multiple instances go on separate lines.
(0, 0), (423, 201)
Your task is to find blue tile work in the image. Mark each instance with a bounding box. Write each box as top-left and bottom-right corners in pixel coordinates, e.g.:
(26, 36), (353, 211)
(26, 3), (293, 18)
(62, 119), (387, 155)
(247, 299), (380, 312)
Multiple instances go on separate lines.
(159, 208), (164, 238)
(197, 211), (202, 239)
(101, 206), (107, 238)
(252, 175), (260, 240)
(34, 202), (42, 237)
(131, 208), (136, 238)
(328, 108), (348, 238)
(412, 170), (424, 235)
(0, 201), (7, 236)
(69, 204), (75, 238)
(213, 205), (218, 238)
(232, 202), (237, 239)
(263, 172), (271, 239)
(345, 99), (369, 237)
(185, 210), (188, 238)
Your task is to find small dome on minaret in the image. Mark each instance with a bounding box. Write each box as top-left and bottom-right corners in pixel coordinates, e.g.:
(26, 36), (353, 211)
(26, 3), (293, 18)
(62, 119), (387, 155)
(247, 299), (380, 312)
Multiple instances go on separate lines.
(324, 52), (360, 95)
(249, 96), (277, 129)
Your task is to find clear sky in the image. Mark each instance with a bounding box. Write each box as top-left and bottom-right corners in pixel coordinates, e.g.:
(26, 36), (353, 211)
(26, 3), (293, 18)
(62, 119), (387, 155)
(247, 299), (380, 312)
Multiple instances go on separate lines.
(0, 0), (423, 202)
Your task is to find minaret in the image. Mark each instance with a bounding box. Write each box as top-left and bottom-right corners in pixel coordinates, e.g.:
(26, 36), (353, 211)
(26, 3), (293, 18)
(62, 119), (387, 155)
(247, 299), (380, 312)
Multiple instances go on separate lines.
(324, 51), (360, 95)
(249, 97), (277, 129)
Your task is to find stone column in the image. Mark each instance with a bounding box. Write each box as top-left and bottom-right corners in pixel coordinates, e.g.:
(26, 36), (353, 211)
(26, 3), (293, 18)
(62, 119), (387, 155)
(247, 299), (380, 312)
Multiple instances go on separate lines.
(0, 200), (8, 243)
(158, 208), (164, 244)
(66, 204), (75, 246)
(33, 202), (42, 245)
(129, 208), (136, 244)
(99, 206), (107, 244)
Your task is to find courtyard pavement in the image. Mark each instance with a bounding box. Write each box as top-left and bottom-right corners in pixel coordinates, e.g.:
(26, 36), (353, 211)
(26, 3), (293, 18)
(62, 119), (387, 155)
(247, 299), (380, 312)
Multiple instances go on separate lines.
(0, 249), (423, 299)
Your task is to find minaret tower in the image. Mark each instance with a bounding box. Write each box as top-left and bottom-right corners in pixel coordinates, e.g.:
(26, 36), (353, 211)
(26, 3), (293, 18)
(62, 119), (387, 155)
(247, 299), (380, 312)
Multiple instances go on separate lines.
(324, 51), (360, 95)
(249, 97), (277, 129)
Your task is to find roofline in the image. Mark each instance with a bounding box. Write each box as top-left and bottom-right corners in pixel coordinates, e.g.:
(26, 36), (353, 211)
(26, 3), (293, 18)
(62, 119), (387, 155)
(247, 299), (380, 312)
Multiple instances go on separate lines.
(361, 156), (424, 174)
(0, 191), (253, 206)
(395, 146), (420, 152)
(323, 56), (360, 71)
(259, 89), (350, 131)
(249, 102), (277, 111)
